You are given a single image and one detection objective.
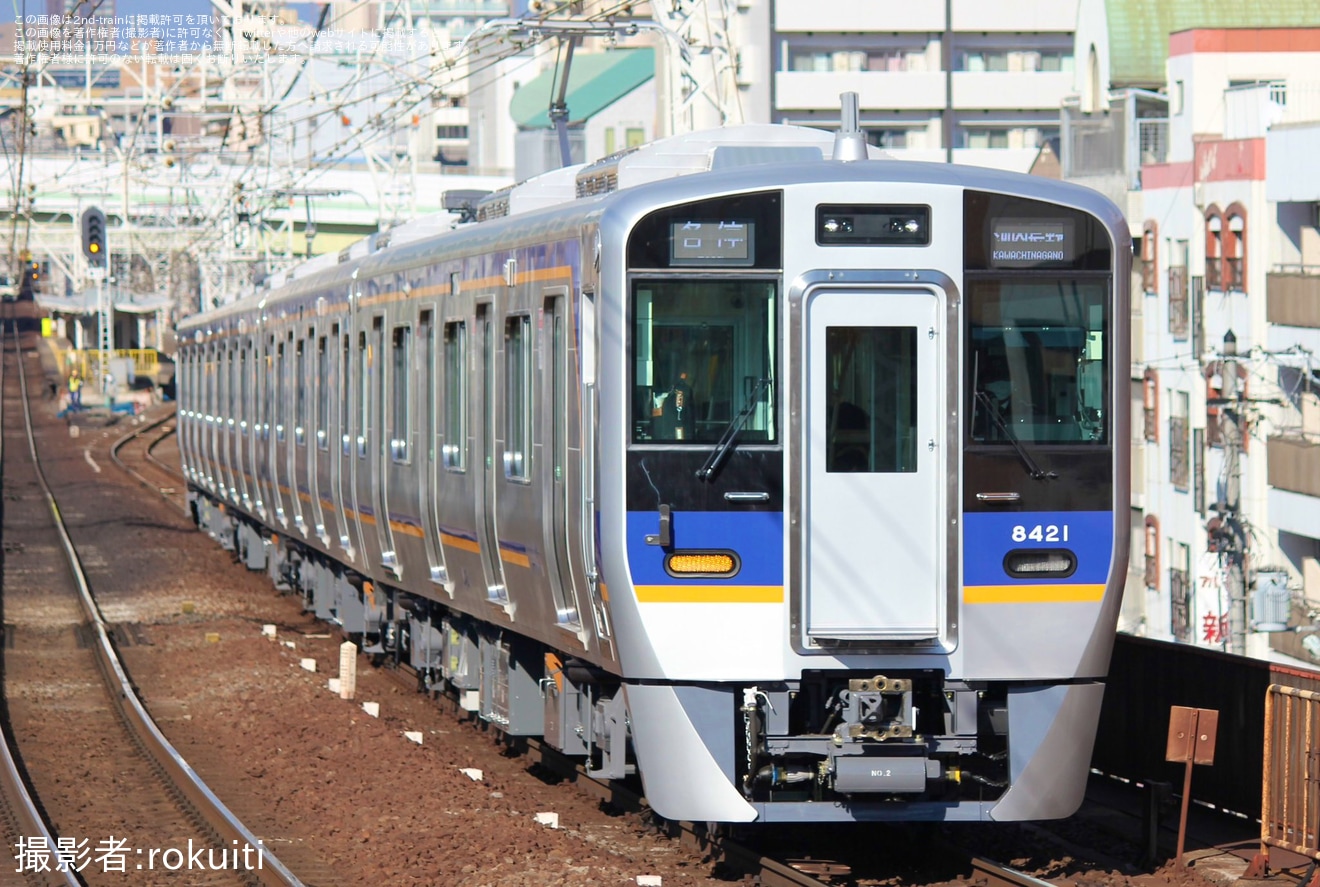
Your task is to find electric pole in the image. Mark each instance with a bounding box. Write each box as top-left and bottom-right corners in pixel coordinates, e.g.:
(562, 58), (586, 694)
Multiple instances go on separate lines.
(1220, 330), (1247, 655)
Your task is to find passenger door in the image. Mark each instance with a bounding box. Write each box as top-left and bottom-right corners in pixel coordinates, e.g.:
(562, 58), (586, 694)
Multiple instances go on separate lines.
(803, 287), (942, 641)
(474, 302), (509, 604)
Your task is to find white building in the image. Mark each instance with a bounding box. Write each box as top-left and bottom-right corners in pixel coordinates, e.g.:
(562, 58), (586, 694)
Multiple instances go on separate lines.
(1127, 28), (1320, 659)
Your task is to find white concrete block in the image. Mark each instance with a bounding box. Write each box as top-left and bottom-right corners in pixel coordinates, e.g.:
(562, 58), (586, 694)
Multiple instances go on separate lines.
(300, 658), (316, 672)
(361, 701), (379, 717)
(459, 768), (483, 781)
(459, 689), (479, 712)
(328, 678), (341, 694)
(282, 640), (296, 649)
(534, 812), (559, 829)
(404, 731), (423, 744)
(261, 624), (277, 639)
(636, 877), (662, 887)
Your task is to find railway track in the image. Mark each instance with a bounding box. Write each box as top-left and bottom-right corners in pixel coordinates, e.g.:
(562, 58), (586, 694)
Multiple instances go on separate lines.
(0, 334), (305, 887)
(108, 410), (185, 516)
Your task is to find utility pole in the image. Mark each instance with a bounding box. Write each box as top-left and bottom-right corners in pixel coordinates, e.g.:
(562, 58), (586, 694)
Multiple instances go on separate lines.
(1219, 330), (1247, 656)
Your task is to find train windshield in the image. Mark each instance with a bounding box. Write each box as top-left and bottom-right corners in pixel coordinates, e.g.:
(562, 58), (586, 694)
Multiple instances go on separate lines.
(631, 279), (777, 445)
(968, 278), (1108, 445)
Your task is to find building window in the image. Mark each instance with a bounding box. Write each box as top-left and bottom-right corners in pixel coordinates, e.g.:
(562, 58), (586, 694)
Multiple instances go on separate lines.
(626, 128), (645, 148)
(1144, 515), (1160, 590)
(1170, 390), (1189, 490)
(1224, 203), (1247, 292)
(1143, 369), (1159, 442)
(1170, 540), (1191, 642)
(435, 124), (469, 140)
(1168, 237), (1188, 339)
(961, 128), (1010, 150)
(1204, 206), (1223, 291)
(787, 47), (928, 73)
(865, 128), (909, 149)
(1141, 219), (1158, 293)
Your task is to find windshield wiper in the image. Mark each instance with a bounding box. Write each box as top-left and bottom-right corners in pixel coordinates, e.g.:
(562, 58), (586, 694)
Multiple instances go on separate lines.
(974, 390), (1057, 481)
(696, 378), (770, 482)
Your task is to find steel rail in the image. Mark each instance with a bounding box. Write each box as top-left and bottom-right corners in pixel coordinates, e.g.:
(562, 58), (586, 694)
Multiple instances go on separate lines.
(11, 337), (305, 887)
(108, 407), (185, 513)
(0, 333), (78, 887)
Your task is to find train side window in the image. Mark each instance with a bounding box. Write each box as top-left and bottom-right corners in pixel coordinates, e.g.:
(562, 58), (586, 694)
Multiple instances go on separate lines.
(295, 336), (307, 446)
(228, 346), (238, 428)
(239, 345), (249, 430)
(824, 326), (918, 473)
(443, 321), (467, 470)
(217, 344), (228, 427)
(420, 311), (435, 464)
(316, 335), (329, 450)
(631, 279), (777, 444)
(275, 339), (286, 442)
(341, 333), (351, 456)
(504, 315), (531, 480)
(391, 324), (412, 463)
(357, 331), (369, 458)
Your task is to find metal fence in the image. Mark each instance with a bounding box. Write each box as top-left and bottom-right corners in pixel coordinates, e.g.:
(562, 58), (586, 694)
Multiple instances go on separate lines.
(65, 349), (159, 382)
(1253, 684), (1320, 868)
(1095, 635), (1271, 817)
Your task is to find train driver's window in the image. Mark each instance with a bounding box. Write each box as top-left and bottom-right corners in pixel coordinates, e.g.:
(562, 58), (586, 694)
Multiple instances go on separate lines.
(631, 279), (777, 444)
(968, 278), (1108, 445)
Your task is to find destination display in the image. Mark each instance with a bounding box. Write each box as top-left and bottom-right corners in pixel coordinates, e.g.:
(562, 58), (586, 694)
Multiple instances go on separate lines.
(989, 219), (1076, 268)
(669, 220), (755, 266)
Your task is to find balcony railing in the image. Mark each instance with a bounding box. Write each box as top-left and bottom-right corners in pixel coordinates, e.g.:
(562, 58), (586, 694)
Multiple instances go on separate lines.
(1267, 268), (1320, 328)
(1226, 257), (1244, 291)
(1169, 265), (1188, 337)
(1268, 435), (1320, 498)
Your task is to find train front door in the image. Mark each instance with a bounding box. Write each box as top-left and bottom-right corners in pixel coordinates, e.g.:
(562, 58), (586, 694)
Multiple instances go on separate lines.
(803, 286), (943, 641)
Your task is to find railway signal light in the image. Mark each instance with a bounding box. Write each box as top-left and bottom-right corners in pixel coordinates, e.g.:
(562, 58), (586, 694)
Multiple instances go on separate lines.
(18, 260), (38, 299)
(81, 206), (107, 267)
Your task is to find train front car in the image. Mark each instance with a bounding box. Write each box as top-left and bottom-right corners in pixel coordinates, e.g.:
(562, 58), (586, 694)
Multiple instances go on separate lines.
(598, 160), (1130, 823)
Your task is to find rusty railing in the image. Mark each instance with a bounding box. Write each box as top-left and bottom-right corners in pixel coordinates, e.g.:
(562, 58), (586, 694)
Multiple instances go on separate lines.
(1246, 684), (1320, 877)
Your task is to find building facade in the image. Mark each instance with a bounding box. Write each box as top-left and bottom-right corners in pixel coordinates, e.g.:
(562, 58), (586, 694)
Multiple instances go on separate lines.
(1127, 29), (1320, 659)
(766, 0), (1079, 172)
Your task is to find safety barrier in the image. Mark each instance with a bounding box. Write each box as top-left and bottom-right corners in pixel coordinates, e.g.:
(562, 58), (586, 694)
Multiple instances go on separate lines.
(65, 349), (159, 381)
(1246, 684), (1320, 876)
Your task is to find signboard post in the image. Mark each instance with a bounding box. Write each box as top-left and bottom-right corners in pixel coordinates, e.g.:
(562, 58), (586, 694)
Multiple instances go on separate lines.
(1165, 705), (1219, 865)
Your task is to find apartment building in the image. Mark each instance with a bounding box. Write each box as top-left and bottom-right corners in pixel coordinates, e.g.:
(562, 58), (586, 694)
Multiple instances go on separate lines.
(1126, 29), (1320, 659)
(767, 0), (1078, 172)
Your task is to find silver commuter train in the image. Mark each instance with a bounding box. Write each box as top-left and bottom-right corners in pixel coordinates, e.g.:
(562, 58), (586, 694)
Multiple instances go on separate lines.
(177, 116), (1130, 823)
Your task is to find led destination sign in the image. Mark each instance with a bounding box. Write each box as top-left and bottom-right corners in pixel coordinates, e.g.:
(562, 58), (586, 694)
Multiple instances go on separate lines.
(990, 219), (1076, 268)
(669, 220), (755, 266)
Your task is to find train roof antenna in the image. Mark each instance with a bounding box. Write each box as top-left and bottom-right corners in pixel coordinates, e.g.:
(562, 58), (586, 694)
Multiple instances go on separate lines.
(832, 92), (868, 162)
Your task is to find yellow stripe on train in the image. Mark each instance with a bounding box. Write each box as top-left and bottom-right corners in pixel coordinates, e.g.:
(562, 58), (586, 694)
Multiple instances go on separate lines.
(963, 584), (1106, 604)
(634, 585), (784, 604)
